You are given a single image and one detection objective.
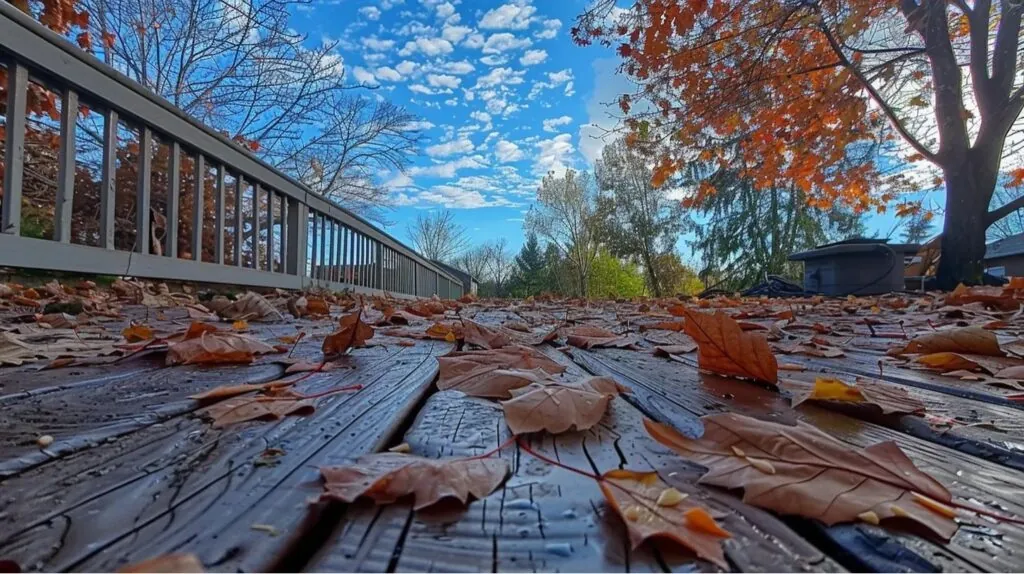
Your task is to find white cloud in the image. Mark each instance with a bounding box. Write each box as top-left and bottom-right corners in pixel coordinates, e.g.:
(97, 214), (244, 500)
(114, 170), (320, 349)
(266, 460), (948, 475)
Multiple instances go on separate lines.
(409, 84), (436, 95)
(564, 81), (575, 96)
(495, 140), (524, 162)
(535, 133), (575, 175)
(399, 37), (454, 57)
(381, 0), (404, 9)
(442, 24), (473, 43)
(396, 21), (434, 36)
(375, 66), (403, 82)
(475, 67), (524, 88)
(362, 37), (394, 51)
(528, 68), (575, 99)
(418, 183), (517, 209)
(427, 73), (461, 89)
(409, 155), (486, 178)
(534, 18), (561, 39)
(386, 172), (414, 190)
(464, 33), (485, 49)
(404, 120), (436, 131)
(425, 137), (475, 157)
(396, 60), (418, 76)
(479, 3), (536, 30)
(519, 49), (547, 66)
(437, 60), (475, 74)
(470, 110), (492, 123)
(543, 115), (573, 133)
(479, 55), (507, 66)
(548, 69), (573, 84)
(485, 97), (508, 114)
(435, 1), (456, 20)
(482, 32), (532, 54)
(358, 6), (381, 20)
(351, 66), (377, 85)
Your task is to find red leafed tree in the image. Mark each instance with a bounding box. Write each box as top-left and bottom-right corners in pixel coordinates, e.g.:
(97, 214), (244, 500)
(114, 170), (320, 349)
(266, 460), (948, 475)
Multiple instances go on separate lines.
(574, 0), (1024, 287)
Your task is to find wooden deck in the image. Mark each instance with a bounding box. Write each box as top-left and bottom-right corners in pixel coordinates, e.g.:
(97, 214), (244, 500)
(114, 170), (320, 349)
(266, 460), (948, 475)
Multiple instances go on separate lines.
(2, 295), (1024, 572)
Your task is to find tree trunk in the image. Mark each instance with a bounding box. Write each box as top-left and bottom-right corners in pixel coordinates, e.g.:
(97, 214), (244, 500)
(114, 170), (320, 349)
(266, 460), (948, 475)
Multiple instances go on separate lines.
(935, 160), (991, 289)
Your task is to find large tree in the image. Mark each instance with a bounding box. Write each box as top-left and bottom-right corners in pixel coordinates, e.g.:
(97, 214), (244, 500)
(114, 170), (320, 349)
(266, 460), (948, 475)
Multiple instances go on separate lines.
(575, 0), (1024, 287)
(594, 137), (684, 296)
(526, 169), (601, 296)
(407, 210), (469, 262)
(512, 232), (547, 296)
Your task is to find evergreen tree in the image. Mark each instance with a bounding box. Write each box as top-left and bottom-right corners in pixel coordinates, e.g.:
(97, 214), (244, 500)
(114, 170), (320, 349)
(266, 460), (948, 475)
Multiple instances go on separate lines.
(513, 233), (547, 296)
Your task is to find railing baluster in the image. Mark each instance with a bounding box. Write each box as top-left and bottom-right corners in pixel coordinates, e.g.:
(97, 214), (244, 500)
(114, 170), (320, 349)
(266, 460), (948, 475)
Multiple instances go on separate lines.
(286, 197), (299, 275)
(250, 183), (261, 269)
(99, 109), (118, 249)
(341, 226), (349, 283)
(265, 187), (274, 272)
(310, 213), (320, 280)
(166, 142), (180, 257)
(136, 126), (152, 254)
(215, 165), (225, 264)
(192, 153), (204, 261)
(2, 62), (27, 236)
(279, 193), (287, 273)
(234, 175), (244, 266)
(334, 222), (342, 282)
(55, 87), (77, 243)
(318, 214), (327, 280)
(327, 219), (336, 283)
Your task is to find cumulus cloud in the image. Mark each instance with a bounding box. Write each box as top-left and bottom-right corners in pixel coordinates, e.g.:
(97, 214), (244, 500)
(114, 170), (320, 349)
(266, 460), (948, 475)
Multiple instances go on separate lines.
(425, 137), (475, 157)
(475, 67), (524, 88)
(442, 24), (473, 43)
(479, 2), (536, 30)
(437, 60), (475, 75)
(375, 66), (403, 82)
(482, 33), (532, 54)
(395, 60), (418, 76)
(435, 1), (456, 20)
(409, 84), (435, 95)
(409, 155), (486, 178)
(399, 37), (454, 57)
(534, 18), (561, 39)
(528, 68), (575, 99)
(464, 33), (485, 49)
(427, 73), (461, 89)
(479, 55), (507, 66)
(542, 115), (573, 133)
(351, 66), (377, 85)
(519, 49), (547, 66)
(362, 36), (394, 51)
(358, 6), (381, 20)
(495, 140), (524, 162)
(470, 110), (492, 123)
(535, 133), (575, 175)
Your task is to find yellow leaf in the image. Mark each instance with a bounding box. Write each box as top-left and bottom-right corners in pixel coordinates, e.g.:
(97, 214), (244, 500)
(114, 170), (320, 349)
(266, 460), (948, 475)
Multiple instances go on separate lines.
(232, 319), (249, 331)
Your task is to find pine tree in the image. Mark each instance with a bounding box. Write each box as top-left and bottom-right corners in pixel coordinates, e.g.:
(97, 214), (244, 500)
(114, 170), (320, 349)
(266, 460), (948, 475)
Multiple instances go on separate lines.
(513, 233), (547, 296)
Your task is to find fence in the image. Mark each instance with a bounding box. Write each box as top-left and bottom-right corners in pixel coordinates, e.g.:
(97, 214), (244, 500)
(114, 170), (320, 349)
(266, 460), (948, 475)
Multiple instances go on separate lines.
(0, 2), (463, 299)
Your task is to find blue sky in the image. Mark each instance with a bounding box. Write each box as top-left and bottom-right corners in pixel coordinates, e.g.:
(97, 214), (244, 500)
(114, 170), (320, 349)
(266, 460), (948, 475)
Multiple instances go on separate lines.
(290, 0), (935, 259)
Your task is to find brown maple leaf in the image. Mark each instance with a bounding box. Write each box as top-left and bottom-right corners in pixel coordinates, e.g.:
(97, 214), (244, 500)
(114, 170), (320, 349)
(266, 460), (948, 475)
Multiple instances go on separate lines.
(461, 318), (512, 349)
(501, 376), (626, 435)
(785, 377), (926, 415)
(681, 308), (778, 384)
(320, 452), (509, 510)
(322, 309), (374, 356)
(895, 326), (1003, 356)
(202, 390), (315, 428)
(438, 367), (554, 398)
(565, 325), (638, 349)
(645, 413), (958, 540)
(599, 469), (729, 568)
(437, 345), (567, 390)
(205, 291), (284, 322)
(166, 329), (279, 365)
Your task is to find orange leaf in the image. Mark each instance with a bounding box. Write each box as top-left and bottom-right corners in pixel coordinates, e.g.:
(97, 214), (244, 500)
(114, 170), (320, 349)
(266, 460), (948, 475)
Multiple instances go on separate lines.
(320, 452), (509, 510)
(896, 326), (1003, 356)
(680, 308), (778, 384)
(122, 324), (154, 342)
(644, 413), (957, 540)
(565, 325), (637, 349)
(322, 309), (374, 356)
(461, 318), (511, 349)
(166, 331), (278, 365)
(787, 376), (925, 415)
(598, 469), (729, 569)
(117, 553), (203, 573)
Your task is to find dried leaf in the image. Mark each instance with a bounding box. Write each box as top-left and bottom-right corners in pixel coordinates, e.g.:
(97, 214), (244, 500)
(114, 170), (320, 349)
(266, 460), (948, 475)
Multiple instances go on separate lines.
(203, 390), (315, 427)
(896, 326), (1003, 356)
(787, 377), (926, 415)
(205, 291), (283, 322)
(189, 380), (292, 401)
(462, 318), (511, 349)
(322, 309), (374, 356)
(565, 325), (637, 349)
(501, 376), (625, 435)
(305, 297), (331, 316)
(681, 308), (778, 384)
(0, 331), (117, 366)
(122, 323), (154, 342)
(117, 553), (204, 573)
(774, 342), (845, 358)
(166, 330), (278, 365)
(645, 413), (958, 540)
(437, 345), (567, 397)
(320, 452), (509, 510)
(440, 367), (554, 398)
(946, 284), (1019, 311)
(599, 469), (729, 568)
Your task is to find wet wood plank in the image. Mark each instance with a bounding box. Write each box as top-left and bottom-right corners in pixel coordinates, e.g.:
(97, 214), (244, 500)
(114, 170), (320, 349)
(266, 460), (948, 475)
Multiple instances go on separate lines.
(0, 337), (449, 572)
(569, 346), (1024, 572)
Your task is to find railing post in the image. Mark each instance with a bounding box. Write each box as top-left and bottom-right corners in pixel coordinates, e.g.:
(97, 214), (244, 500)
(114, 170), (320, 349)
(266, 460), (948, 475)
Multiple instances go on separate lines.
(166, 142), (180, 257)
(286, 198), (304, 276)
(100, 109), (117, 249)
(250, 183), (261, 269)
(265, 187), (274, 272)
(215, 165), (225, 264)
(191, 153), (204, 261)
(376, 241), (383, 289)
(55, 87), (77, 243)
(234, 175), (244, 266)
(334, 222), (343, 282)
(2, 62), (27, 236)
(278, 193), (287, 273)
(136, 127), (152, 254)
(310, 213), (320, 281)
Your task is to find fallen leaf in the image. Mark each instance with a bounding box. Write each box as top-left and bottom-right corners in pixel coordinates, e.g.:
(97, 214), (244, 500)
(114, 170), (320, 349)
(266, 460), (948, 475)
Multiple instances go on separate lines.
(565, 325), (637, 349)
(787, 377), (926, 415)
(644, 413), (958, 540)
(915, 352), (982, 372)
(205, 291), (283, 322)
(437, 345), (567, 397)
(122, 324), (154, 342)
(501, 376), (625, 435)
(440, 367), (553, 398)
(189, 380), (293, 401)
(322, 309), (374, 356)
(117, 553), (204, 573)
(996, 365), (1024, 379)
(305, 297), (331, 316)
(166, 330), (279, 365)
(774, 342), (845, 358)
(895, 326), (1003, 356)
(946, 284), (1019, 311)
(680, 308), (778, 384)
(0, 331), (118, 366)
(320, 452), (509, 510)
(599, 469), (729, 568)
(461, 318), (511, 349)
(232, 320), (249, 331)
(203, 390), (315, 427)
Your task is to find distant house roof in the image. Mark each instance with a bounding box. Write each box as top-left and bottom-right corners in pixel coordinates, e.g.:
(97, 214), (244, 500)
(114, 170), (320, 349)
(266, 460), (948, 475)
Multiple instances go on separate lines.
(986, 233), (1024, 260)
(432, 260), (475, 287)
